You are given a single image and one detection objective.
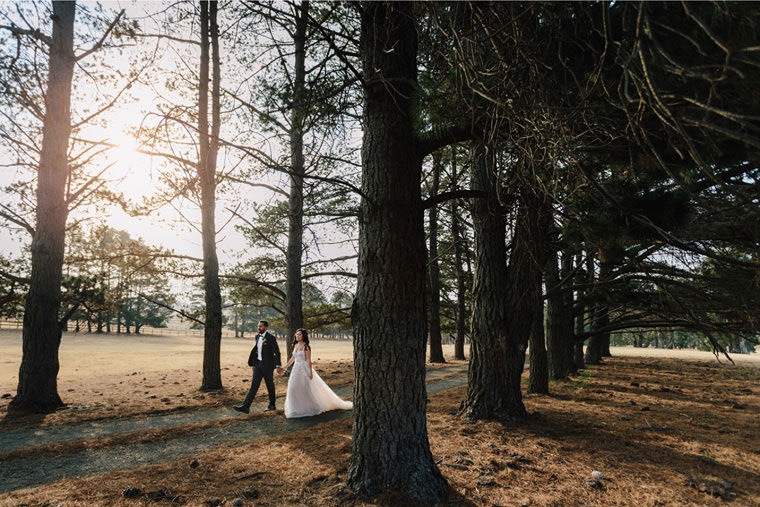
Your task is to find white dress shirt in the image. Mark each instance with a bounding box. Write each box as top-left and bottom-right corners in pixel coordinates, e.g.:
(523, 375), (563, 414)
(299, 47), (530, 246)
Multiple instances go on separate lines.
(257, 332), (265, 361)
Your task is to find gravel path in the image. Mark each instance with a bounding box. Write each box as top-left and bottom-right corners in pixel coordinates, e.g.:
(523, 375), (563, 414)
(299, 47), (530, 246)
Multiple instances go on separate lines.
(0, 364), (467, 494)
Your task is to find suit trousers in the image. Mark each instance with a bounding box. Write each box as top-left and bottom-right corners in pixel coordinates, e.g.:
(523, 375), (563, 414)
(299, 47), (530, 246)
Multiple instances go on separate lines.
(243, 364), (276, 408)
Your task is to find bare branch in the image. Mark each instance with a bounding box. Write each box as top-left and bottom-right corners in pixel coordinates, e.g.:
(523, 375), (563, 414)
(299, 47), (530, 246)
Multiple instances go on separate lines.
(0, 25), (51, 45)
(75, 9), (126, 62)
(0, 204), (34, 236)
(0, 269), (29, 284)
(139, 292), (205, 326)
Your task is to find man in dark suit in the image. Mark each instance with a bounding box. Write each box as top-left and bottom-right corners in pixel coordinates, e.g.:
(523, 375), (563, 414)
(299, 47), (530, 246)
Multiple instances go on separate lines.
(233, 320), (282, 413)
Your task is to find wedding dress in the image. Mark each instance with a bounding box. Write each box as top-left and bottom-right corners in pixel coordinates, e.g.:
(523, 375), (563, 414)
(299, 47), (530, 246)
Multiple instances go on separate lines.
(284, 349), (353, 418)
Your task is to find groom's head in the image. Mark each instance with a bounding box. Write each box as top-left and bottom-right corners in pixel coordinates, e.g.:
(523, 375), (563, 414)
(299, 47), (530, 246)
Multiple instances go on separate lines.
(258, 320), (269, 334)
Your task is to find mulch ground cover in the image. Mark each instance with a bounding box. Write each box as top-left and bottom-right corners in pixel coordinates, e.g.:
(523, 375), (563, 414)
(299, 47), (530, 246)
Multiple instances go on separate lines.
(1, 356), (758, 506)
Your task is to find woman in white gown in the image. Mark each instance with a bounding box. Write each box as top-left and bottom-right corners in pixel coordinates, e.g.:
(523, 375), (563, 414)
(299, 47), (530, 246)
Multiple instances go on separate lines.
(279, 329), (352, 418)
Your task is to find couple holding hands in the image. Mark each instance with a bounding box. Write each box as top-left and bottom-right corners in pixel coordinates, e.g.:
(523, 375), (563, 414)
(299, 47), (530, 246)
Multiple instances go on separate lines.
(233, 320), (352, 418)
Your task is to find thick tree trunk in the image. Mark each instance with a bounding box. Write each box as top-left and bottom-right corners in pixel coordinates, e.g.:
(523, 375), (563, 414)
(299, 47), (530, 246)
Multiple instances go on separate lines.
(585, 332), (603, 364)
(574, 341), (585, 370)
(585, 254), (609, 365)
(546, 248), (574, 379)
(450, 149), (467, 361)
(285, 0), (308, 359)
(348, 3), (447, 503)
(573, 281), (585, 373)
(12, 2), (77, 414)
(460, 143), (520, 420)
(427, 152), (445, 363)
(601, 334), (612, 357)
(500, 184), (550, 412)
(528, 281), (548, 394)
(571, 252), (585, 373)
(199, 0), (223, 391)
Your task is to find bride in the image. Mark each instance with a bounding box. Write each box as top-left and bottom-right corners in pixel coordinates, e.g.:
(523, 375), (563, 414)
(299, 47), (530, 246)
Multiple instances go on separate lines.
(278, 328), (352, 418)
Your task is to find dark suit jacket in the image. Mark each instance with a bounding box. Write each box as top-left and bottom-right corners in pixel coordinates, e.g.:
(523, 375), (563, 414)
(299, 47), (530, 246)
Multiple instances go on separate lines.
(247, 331), (282, 371)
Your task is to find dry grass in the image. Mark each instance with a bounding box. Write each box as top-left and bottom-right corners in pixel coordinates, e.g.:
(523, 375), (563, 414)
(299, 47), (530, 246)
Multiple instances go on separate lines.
(0, 331), (361, 429)
(0, 331), (460, 430)
(1, 348), (758, 507)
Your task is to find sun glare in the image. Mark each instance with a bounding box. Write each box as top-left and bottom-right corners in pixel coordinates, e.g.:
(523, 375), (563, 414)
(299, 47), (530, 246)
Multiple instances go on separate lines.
(95, 116), (156, 203)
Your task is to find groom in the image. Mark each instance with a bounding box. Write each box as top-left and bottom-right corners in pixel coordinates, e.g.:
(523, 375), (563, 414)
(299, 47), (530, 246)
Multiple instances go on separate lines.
(234, 320), (282, 414)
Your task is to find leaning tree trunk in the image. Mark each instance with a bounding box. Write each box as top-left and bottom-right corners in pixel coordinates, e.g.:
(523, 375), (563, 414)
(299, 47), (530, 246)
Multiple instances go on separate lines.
(460, 142), (515, 420)
(348, 3), (448, 503)
(199, 0), (223, 391)
(11, 1), (76, 413)
(450, 148), (467, 361)
(427, 151), (445, 363)
(285, 0), (308, 359)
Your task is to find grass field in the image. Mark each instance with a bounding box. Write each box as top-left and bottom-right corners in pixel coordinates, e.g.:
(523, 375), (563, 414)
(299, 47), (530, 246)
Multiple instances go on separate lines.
(2, 329), (757, 383)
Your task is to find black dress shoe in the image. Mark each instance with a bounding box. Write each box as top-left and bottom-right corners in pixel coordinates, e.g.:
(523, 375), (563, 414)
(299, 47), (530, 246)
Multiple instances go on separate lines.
(264, 405), (276, 412)
(233, 405), (250, 414)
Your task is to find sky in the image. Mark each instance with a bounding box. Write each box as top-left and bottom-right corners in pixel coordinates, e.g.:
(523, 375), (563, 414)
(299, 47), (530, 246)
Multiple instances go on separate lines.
(0, 1), (358, 296)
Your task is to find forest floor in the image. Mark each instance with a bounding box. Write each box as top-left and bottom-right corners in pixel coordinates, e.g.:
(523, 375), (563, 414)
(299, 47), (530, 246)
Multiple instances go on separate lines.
(0, 331), (759, 506)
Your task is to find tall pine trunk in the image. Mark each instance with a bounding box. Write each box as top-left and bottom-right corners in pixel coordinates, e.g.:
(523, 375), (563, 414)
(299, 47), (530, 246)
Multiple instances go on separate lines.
(11, 1), (76, 413)
(585, 252), (609, 365)
(199, 0), (223, 390)
(450, 149), (467, 361)
(528, 281), (548, 394)
(545, 251), (563, 379)
(546, 248), (574, 379)
(572, 252), (587, 372)
(285, 0), (308, 358)
(499, 184), (550, 413)
(347, 3), (447, 502)
(460, 143), (516, 419)
(573, 288), (585, 374)
(427, 152), (445, 363)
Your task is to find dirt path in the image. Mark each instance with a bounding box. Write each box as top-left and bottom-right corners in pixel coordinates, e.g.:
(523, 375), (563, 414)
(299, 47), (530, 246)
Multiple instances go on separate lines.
(0, 364), (468, 494)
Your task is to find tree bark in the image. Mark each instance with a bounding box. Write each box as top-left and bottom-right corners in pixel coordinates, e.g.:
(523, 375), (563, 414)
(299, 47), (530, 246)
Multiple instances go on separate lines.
(601, 334), (612, 357)
(348, 3), (448, 503)
(460, 142), (519, 420)
(199, 0), (223, 391)
(585, 253), (609, 365)
(285, 0), (308, 359)
(11, 1), (76, 413)
(500, 183), (551, 412)
(571, 252), (586, 373)
(528, 280), (548, 394)
(546, 247), (573, 379)
(450, 175), (467, 360)
(427, 152), (445, 363)
(573, 289), (585, 374)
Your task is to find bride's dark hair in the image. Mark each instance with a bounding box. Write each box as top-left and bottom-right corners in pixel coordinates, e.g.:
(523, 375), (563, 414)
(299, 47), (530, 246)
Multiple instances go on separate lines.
(293, 328), (310, 350)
